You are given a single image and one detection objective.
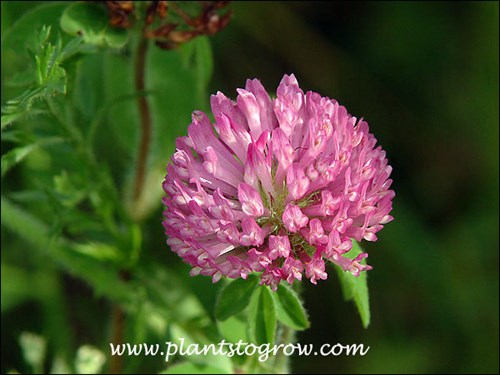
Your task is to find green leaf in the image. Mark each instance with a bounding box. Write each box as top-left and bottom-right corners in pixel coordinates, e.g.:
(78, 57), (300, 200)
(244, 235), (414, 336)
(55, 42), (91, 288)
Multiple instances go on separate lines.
(137, 265), (206, 323)
(101, 49), (138, 154)
(182, 36), (214, 102)
(169, 323), (233, 373)
(0, 129), (32, 144)
(1, 26), (78, 130)
(72, 242), (123, 263)
(161, 362), (231, 374)
(53, 170), (87, 208)
(247, 286), (277, 345)
(1, 144), (37, 177)
(32, 26), (67, 91)
(1, 87), (47, 130)
(193, 37), (214, 88)
(1, 197), (133, 304)
(1, 2), (68, 51)
(1, 137), (64, 177)
(72, 53), (106, 124)
(1, 113), (22, 130)
(215, 274), (259, 321)
(273, 284), (310, 330)
(147, 37), (213, 162)
(1, 264), (34, 313)
(60, 3), (129, 48)
(4, 68), (36, 88)
(335, 240), (371, 328)
(217, 315), (248, 343)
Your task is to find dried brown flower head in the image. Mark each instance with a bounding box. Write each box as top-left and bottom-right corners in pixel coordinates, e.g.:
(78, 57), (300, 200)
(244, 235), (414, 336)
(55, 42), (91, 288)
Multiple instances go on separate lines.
(103, 1), (232, 49)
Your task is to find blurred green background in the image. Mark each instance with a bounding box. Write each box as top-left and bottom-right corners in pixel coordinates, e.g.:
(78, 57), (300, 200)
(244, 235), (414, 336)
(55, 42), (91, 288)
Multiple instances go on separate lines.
(210, 2), (499, 373)
(1, 1), (498, 374)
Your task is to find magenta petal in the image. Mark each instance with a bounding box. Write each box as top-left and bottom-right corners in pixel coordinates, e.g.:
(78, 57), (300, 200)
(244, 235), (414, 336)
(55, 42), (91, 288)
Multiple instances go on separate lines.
(238, 182), (265, 217)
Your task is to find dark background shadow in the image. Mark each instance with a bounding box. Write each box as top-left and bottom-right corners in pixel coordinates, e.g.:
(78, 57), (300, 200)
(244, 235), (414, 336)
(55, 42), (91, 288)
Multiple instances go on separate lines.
(210, 2), (498, 373)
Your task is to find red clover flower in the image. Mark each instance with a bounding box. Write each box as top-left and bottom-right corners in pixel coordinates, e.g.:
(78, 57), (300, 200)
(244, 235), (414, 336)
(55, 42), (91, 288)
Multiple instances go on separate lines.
(162, 74), (394, 290)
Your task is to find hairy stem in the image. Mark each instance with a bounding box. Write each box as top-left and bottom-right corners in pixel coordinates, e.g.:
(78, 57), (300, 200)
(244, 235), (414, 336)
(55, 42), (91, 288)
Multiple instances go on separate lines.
(273, 323), (295, 373)
(132, 37), (152, 202)
(273, 283), (304, 373)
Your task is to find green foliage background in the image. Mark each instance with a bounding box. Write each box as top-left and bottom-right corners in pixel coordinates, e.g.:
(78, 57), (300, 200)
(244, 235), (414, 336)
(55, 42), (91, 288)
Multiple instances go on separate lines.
(1, 1), (499, 374)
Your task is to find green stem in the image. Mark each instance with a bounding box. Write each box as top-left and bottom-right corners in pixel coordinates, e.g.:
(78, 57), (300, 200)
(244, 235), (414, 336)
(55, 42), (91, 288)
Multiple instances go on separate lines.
(45, 97), (84, 145)
(273, 282), (303, 373)
(273, 323), (295, 374)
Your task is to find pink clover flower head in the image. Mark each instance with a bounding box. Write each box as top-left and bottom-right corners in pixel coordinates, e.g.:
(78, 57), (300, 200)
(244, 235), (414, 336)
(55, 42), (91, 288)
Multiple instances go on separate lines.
(162, 74), (394, 290)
